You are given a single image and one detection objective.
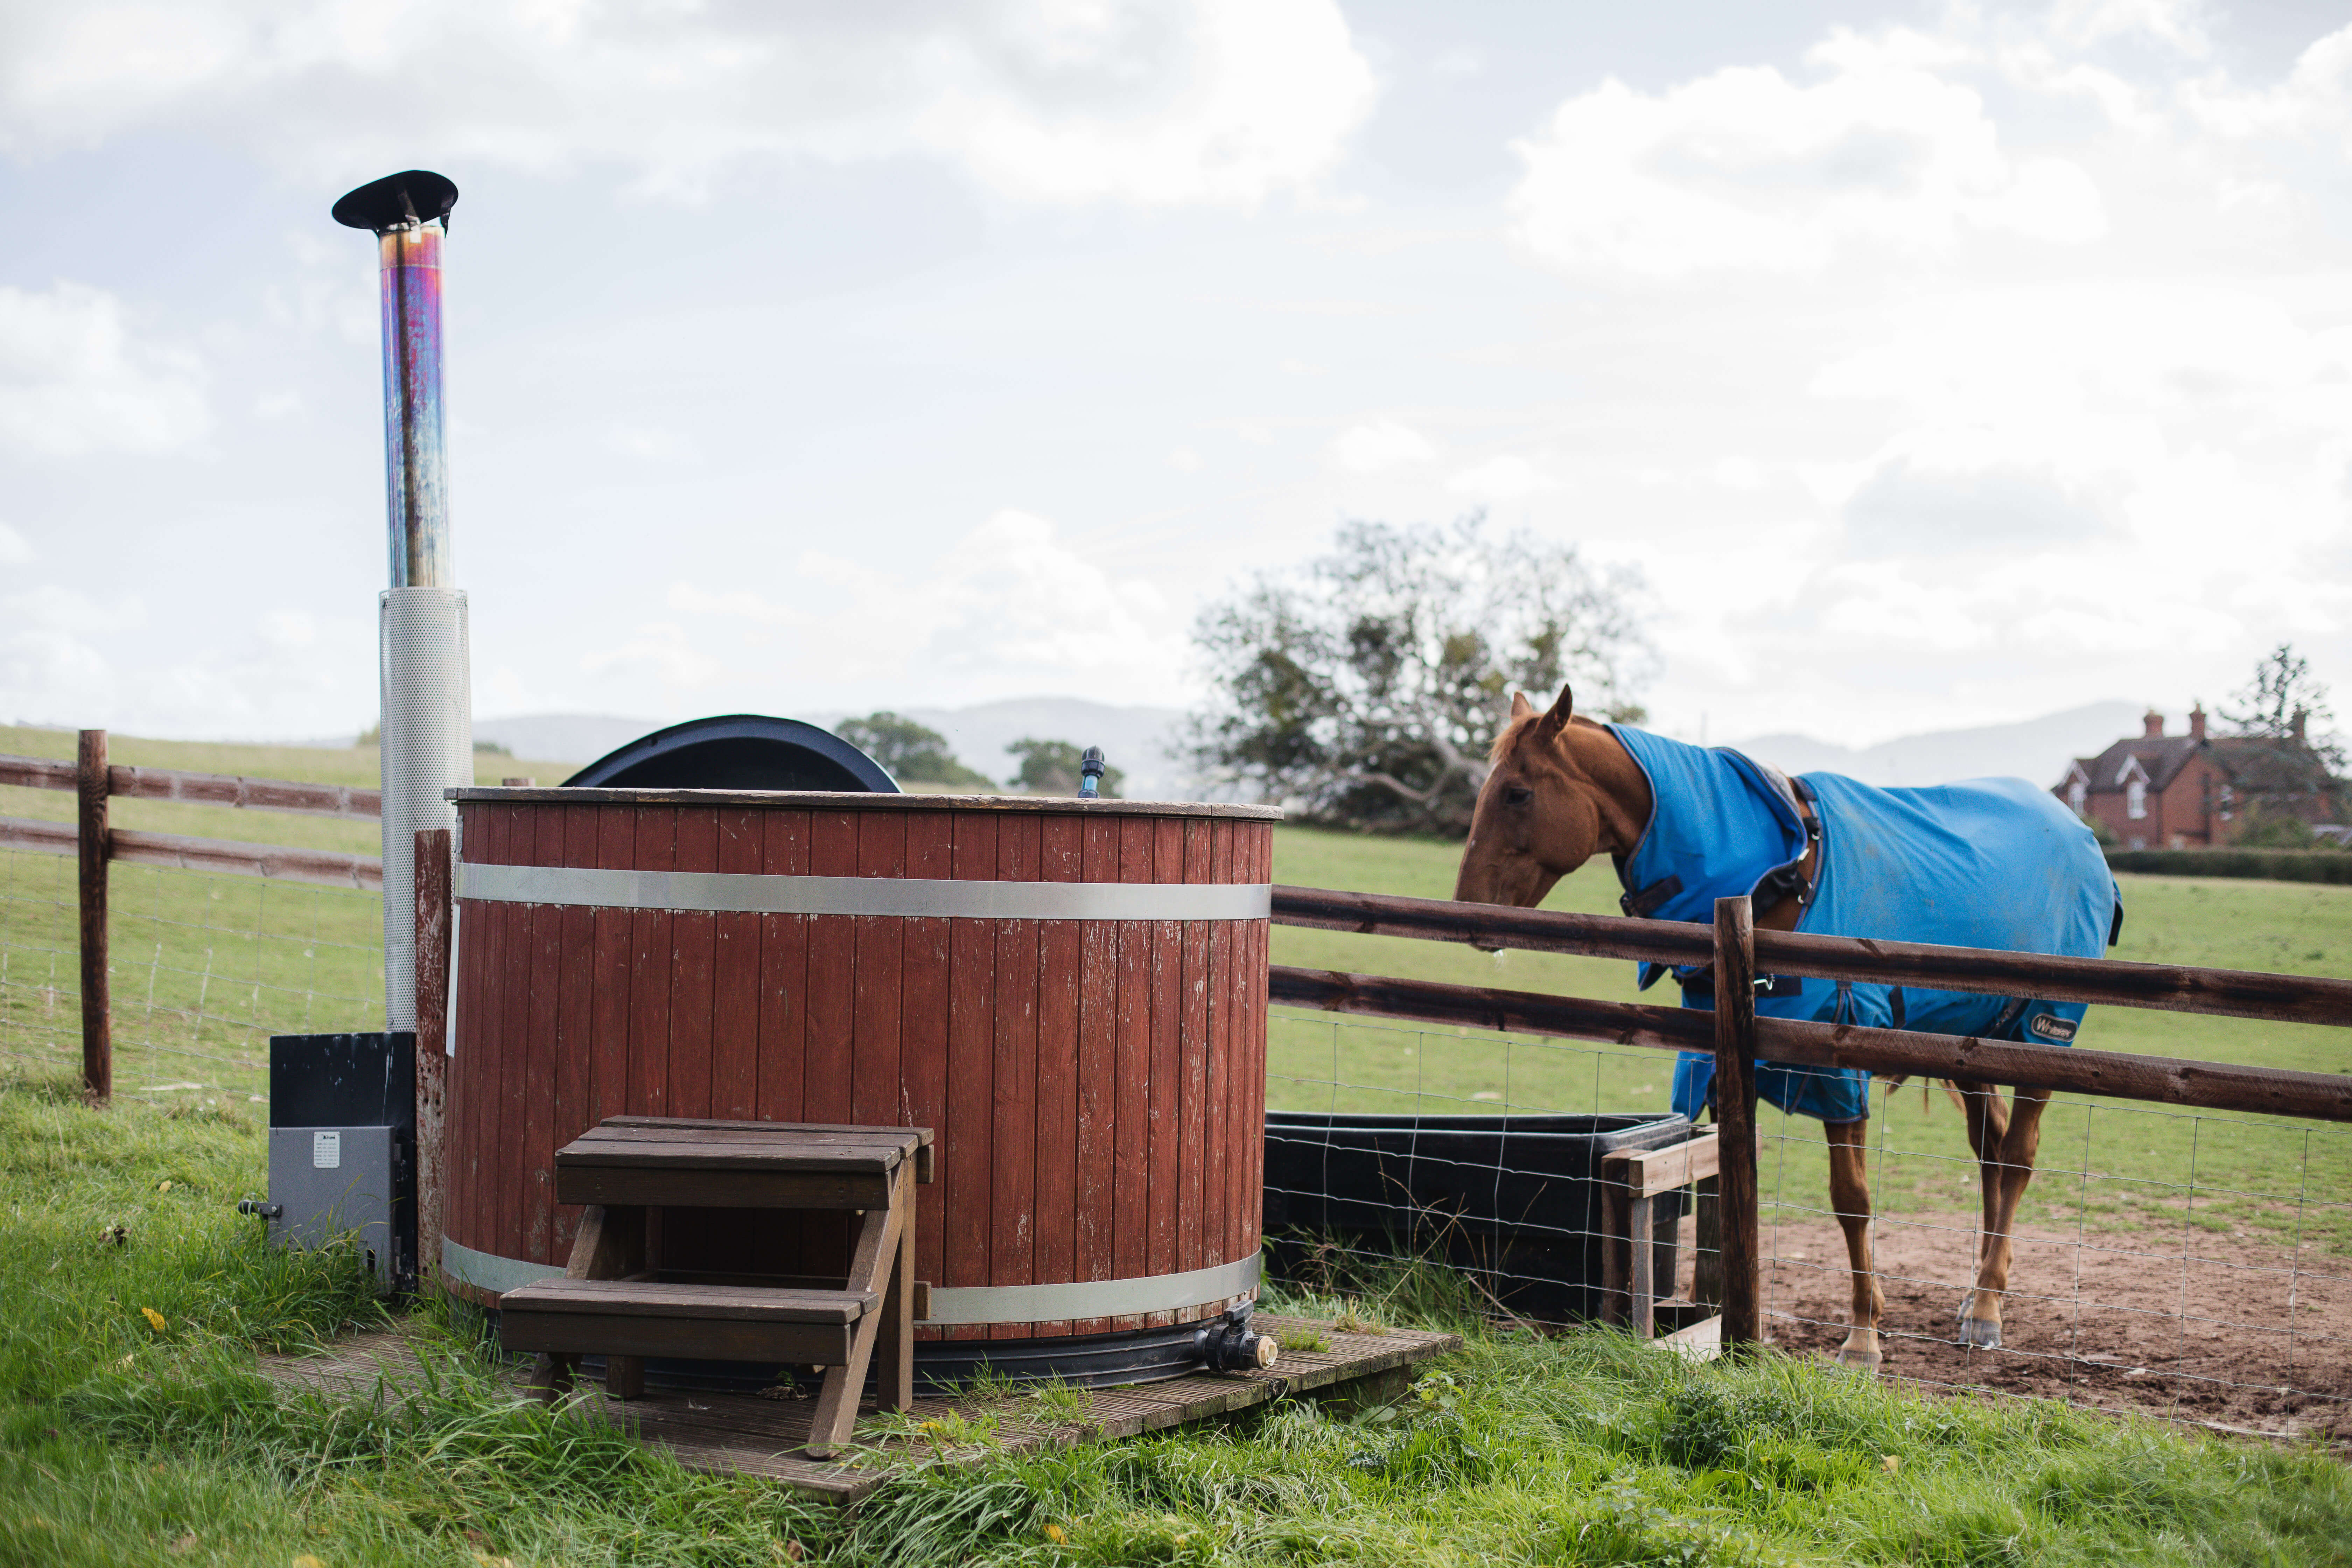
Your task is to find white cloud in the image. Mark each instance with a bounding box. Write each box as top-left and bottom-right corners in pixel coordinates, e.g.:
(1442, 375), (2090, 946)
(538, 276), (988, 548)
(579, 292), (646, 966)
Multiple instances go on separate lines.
(0, 522), (34, 564)
(1447, 454), (1556, 499)
(0, 0), (1375, 208)
(1168, 446), (1203, 472)
(611, 424), (696, 463)
(2187, 24), (2352, 140)
(1510, 28), (2106, 277)
(0, 282), (208, 457)
(665, 508), (1186, 701)
(1328, 419), (1437, 473)
(580, 622), (727, 691)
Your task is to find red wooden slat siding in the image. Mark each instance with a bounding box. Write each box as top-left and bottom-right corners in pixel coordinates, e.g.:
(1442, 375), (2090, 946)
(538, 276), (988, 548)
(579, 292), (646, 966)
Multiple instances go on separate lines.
(450, 803), (488, 1269)
(1111, 815), (1153, 1334)
(991, 813), (1041, 1342)
(711, 808), (763, 1122)
(945, 810), (998, 1343)
(852, 811), (906, 1129)
(1072, 815), (1120, 1336)
(901, 813), (954, 1338)
(1205, 817), (1234, 1275)
(1033, 814), (1082, 1338)
(1146, 818), (1183, 1329)
(629, 806), (676, 1121)
(669, 809), (720, 1121)
(444, 797), (1272, 1339)
(1240, 822), (1261, 1266)
(805, 812), (858, 1124)
(753, 808), (811, 1274)
(476, 804), (512, 1264)
(756, 809), (811, 1127)
(1177, 819), (1210, 1286)
(803, 810), (859, 1276)
(522, 807), (563, 1263)
(551, 806), (597, 1260)
(495, 807), (535, 1261)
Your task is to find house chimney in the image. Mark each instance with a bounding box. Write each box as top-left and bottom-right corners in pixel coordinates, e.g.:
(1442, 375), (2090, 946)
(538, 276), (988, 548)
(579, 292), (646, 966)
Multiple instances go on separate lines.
(2292, 707), (2308, 744)
(2189, 705), (2206, 741)
(2143, 710), (2165, 740)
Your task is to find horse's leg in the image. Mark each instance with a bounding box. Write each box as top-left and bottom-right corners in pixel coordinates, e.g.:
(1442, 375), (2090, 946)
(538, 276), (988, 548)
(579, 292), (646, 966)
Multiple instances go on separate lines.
(1953, 1077), (2007, 1343)
(1825, 1117), (1882, 1370)
(1959, 1086), (2050, 1349)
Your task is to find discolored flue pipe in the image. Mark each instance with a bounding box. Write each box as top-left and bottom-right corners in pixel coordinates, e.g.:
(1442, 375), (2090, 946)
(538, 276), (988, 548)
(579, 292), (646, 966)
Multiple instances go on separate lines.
(333, 170), (458, 588)
(334, 169), (472, 1042)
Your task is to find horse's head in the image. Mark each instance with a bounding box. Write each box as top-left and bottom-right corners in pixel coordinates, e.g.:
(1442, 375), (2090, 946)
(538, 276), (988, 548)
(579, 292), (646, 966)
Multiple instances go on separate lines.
(1453, 686), (1653, 915)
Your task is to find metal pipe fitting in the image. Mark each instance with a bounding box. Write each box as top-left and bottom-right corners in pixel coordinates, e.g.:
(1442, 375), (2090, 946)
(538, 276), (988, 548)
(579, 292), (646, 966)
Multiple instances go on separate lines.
(1194, 1303), (1279, 1372)
(1080, 746), (1107, 799)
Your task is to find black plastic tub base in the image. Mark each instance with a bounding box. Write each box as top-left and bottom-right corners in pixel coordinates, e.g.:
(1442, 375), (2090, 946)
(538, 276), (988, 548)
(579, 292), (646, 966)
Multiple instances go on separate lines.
(486, 1307), (1256, 1395)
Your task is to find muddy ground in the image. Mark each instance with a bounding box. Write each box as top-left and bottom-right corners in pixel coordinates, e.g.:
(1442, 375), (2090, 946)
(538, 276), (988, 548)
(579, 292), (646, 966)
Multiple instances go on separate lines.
(1678, 1213), (2352, 1443)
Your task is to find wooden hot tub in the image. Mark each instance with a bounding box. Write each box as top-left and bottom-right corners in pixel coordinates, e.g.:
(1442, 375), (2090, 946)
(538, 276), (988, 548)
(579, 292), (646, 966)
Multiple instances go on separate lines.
(439, 787), (1277, 1382)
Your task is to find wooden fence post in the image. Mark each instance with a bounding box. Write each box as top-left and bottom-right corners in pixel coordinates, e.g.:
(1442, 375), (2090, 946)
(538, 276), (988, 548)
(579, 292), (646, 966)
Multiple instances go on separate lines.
(1712, 895), (1760, 1348)
(413, 827), (452, 1288)
(77, 729), (110, 1105)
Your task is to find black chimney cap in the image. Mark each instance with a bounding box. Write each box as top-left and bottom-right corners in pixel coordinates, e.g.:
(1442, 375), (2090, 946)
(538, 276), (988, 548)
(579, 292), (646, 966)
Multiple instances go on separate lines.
(332, 170), (459, 232)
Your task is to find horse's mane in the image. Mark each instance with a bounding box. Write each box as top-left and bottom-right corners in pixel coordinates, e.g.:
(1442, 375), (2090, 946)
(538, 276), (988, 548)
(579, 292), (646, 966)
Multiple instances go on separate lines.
(1488, 709), (1610, 763)
(1488, 713), (1540, 763)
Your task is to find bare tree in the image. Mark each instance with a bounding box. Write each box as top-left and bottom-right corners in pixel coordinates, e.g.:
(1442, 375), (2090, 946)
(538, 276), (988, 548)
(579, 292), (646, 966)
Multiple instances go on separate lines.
(2219, 642), (2345, 773)
(1187, 514), (1651, 834)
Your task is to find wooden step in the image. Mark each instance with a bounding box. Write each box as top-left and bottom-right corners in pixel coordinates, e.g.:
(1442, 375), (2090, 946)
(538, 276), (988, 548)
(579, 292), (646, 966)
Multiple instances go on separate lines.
(500, 1278), (875, 1365)
(554, 1123), (927, 1210)
(594, 1117), (935, 1183)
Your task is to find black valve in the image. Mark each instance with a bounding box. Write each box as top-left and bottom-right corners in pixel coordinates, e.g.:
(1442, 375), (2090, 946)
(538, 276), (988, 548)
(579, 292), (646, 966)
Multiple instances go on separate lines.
(1194, 1303), (1279, 1372)
(1079, 747), (1107, 799)
(236, 1199), (282, 1220)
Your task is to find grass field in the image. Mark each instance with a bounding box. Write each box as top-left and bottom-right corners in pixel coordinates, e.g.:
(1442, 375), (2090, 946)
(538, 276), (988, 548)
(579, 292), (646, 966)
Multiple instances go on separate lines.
(0, 726), (575, 1103)
(5, 732), (2352, 1563)
(4, 1081), (2352, 1567)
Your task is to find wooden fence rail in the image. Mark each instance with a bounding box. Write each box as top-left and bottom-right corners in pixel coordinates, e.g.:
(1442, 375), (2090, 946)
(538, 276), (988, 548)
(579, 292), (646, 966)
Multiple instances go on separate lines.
(0, 752), (381, 818)
(2, 734), (388, 1101)
(1271, 884), (2352, 1028)
(1268, 965), (2352, 1122)
(1272, 883), (2352, 1352)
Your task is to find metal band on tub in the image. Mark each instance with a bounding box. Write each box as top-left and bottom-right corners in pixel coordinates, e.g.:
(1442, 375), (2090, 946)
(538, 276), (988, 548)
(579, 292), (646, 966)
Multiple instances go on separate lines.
(458, 862), (1272, 921)
(441, 1236), (1259, 1322)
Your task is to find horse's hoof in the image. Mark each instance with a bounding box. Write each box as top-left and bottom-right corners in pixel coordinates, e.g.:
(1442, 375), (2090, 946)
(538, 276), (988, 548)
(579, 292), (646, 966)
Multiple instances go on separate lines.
(1833, 1348), (1883, 1375)
(1955, 1317), (2002, 1350)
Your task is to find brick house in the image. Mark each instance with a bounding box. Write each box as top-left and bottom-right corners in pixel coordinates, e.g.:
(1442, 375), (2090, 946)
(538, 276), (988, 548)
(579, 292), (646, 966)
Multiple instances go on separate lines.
(2057, 707), (2348, 850)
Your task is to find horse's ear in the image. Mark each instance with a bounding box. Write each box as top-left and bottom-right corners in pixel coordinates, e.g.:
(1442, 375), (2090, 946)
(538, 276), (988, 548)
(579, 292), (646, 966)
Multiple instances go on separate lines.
(1537, 684), (1575, 735)
(1510, 691), (1535, 721)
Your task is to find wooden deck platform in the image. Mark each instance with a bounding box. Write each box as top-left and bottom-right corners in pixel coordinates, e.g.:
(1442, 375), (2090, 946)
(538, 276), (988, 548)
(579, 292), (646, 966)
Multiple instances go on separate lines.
(260, 1314), (1461, 1502)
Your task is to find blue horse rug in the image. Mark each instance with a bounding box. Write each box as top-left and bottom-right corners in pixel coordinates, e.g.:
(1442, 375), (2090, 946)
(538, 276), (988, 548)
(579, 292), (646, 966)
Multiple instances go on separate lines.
(1605, 725), (2121, 1125)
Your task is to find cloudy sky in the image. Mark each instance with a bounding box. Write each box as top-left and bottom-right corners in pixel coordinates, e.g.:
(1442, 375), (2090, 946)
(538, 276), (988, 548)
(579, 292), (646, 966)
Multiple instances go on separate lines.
(2, 0), (2348, 749)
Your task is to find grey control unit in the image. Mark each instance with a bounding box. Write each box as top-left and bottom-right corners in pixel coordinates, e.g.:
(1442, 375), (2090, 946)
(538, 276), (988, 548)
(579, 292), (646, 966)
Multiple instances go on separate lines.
(251, 1033), (417, 1293)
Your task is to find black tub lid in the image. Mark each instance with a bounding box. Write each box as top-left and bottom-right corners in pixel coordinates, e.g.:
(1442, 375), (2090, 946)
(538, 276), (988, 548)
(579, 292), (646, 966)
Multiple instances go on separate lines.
(446, 786), (1282, 820)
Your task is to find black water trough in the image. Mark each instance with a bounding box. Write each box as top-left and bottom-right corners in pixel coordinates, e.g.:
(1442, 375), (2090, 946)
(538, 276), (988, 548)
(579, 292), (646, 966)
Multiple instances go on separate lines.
(1263, 1111), (1694, 1323)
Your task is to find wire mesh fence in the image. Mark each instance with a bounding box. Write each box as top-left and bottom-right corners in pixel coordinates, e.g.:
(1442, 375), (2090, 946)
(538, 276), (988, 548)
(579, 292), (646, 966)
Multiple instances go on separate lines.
(0, 846), (383, 1107)
(1265, 1004), (2352, 1443)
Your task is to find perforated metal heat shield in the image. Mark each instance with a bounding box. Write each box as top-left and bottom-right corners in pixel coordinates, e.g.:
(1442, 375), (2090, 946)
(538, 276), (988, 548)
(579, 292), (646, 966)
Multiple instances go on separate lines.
(379, 586), (471, 1029)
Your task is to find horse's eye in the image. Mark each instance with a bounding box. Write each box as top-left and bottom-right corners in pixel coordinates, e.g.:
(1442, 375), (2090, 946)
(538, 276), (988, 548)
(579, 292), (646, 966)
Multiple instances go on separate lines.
(1504, 785), (1534, 807)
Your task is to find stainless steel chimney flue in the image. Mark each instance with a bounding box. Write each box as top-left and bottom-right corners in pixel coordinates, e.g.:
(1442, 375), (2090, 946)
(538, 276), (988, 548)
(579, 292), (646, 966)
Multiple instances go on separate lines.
(336, 169), (471, 1035)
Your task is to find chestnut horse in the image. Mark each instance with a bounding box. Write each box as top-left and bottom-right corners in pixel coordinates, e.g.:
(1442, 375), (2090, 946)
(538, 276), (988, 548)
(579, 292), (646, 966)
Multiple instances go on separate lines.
(1454, 687), (2119, 1367)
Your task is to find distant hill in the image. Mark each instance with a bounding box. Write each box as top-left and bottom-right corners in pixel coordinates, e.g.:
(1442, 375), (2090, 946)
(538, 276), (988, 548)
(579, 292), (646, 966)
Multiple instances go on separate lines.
(472, 699), (1193, 797)
(474, 699), (2151, 799)
(1730, 701), (2148, 790)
